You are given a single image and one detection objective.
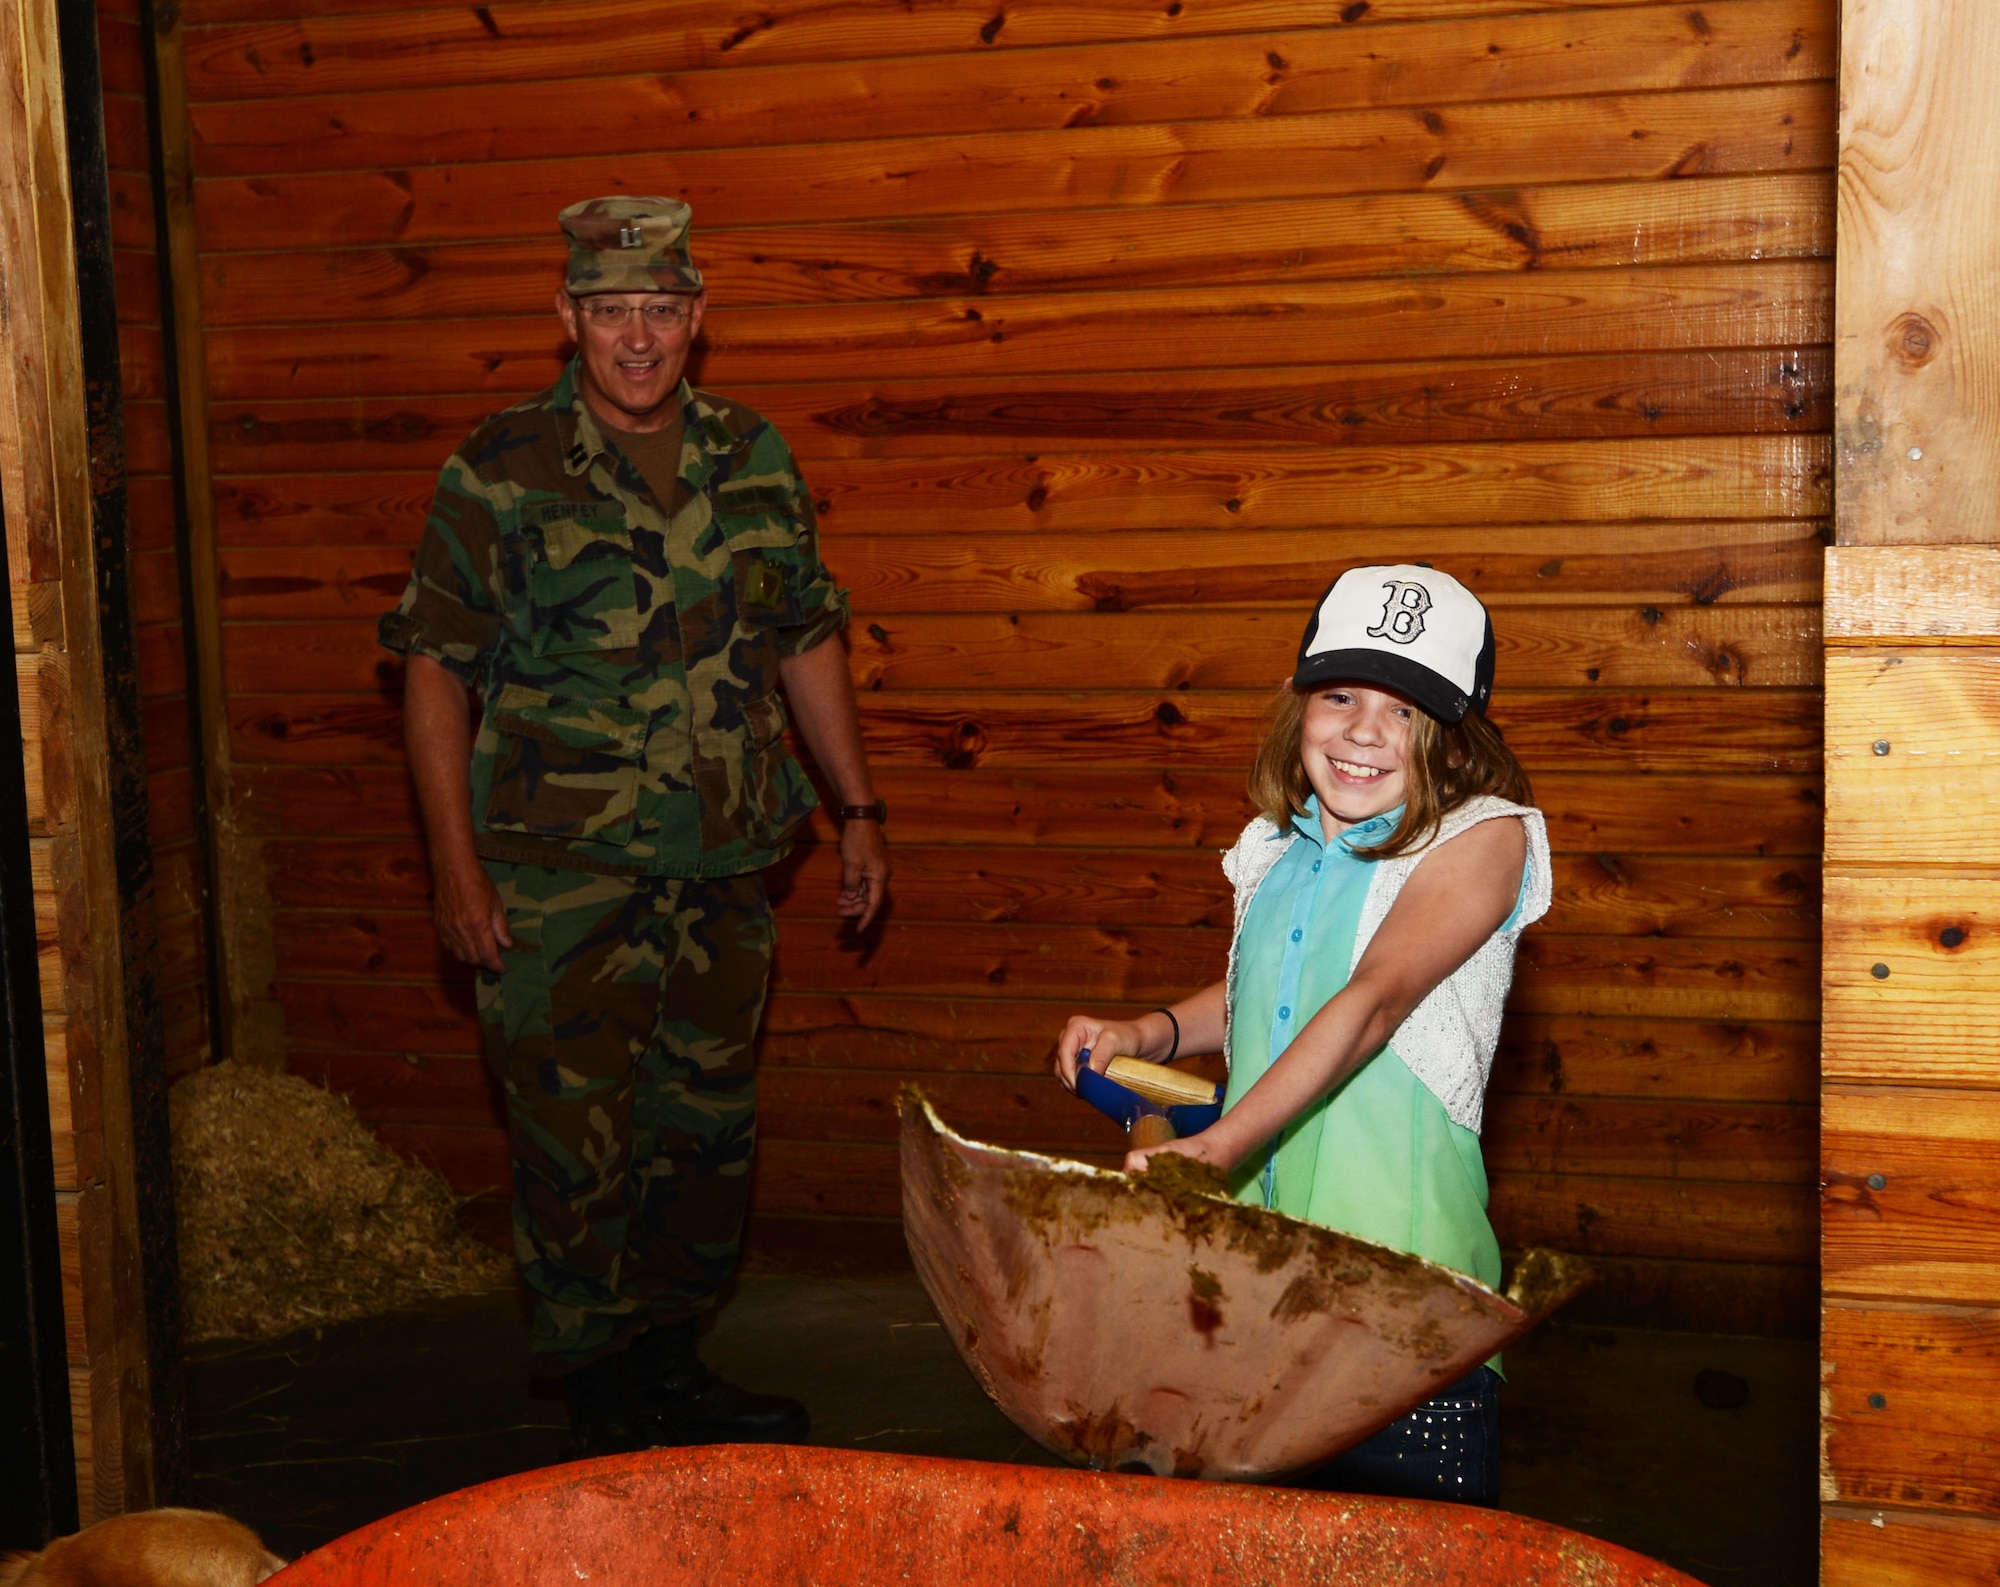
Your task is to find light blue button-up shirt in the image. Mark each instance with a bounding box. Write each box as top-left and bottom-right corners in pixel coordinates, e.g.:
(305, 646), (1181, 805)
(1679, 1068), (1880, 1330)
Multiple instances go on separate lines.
(1228, 800), (1395, 1208)
(1222, 797), (1522, 1288)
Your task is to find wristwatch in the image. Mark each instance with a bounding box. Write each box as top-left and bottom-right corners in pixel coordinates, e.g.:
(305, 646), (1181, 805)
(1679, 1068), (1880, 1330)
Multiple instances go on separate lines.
(837, 799), (888, 823)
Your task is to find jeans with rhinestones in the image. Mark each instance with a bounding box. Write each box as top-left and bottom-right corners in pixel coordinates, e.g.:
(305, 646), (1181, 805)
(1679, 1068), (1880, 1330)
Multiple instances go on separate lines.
(1298, 1364), (1501, 1505)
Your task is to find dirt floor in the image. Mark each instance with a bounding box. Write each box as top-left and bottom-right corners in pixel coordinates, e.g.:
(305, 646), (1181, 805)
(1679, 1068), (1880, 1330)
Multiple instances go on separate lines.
(187, 1273), (1817, 1585)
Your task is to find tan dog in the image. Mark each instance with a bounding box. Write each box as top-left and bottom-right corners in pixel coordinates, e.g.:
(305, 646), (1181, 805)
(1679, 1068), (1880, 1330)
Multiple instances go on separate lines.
(0, 1509), (285, 1587)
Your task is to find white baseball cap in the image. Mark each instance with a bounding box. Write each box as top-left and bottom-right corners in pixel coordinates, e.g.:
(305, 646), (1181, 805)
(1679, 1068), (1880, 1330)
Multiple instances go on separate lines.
(1294, 564), (1495, 723)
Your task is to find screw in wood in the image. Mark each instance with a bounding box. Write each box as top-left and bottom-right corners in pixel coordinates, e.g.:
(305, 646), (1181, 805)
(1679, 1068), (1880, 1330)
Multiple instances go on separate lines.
(1908, 447), (1924, 461)
(1870, 963), (1890, 979)
(1866, 1174), (1886, 1191)
(1872, 741), (1891, 755)
(1868, 1394), (1887, 1410)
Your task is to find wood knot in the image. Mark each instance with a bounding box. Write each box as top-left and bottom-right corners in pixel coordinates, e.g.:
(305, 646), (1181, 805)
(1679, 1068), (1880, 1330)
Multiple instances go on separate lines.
(942, 719), (987, 769)
(1887, 311), (1940, 370)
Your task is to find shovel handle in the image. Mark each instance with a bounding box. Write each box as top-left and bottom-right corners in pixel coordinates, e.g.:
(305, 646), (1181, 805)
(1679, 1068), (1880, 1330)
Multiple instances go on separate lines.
(1130, 1114), (1178, 1150)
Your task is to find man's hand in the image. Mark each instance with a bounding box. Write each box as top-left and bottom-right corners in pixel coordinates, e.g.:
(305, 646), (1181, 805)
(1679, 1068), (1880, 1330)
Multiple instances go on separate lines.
(433, 858), (513, 973)
(777, 637), (892, 934)
(404, 656), (514, 972)
(837, 817), (889, 932)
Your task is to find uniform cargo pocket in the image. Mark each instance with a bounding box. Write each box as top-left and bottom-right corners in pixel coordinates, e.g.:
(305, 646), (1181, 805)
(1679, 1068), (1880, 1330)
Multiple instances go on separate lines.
(743, 690), (788, 750)
(527, 517), (642, 655)
(483, 684), (647, 846)
(740, 691), (814, 848)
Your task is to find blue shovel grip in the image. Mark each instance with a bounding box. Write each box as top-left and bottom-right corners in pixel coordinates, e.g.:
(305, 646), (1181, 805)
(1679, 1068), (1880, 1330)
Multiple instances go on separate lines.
(1075, 1063), (1223, 1137)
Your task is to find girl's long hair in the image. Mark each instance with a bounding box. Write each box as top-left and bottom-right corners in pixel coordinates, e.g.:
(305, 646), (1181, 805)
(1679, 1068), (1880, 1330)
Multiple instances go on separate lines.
(1247, 683), (1532, 859)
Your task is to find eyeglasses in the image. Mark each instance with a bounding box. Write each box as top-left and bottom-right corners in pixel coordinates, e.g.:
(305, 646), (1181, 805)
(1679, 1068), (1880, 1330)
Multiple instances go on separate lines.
(574, 299), (696, 330)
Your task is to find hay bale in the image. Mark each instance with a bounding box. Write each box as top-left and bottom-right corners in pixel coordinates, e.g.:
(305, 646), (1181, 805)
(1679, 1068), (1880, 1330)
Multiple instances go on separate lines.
(173, 1062), (511, 1343)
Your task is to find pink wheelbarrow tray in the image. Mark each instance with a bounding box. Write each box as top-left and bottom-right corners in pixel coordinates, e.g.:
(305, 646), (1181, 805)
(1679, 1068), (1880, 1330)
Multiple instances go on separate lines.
(268, 1444), (1705, 1586)
(900, 1091), (1595, 1481)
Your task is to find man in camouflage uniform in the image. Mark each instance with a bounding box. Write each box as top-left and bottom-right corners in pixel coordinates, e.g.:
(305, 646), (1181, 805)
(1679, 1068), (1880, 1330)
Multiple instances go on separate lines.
(379, 197), (889, 1454)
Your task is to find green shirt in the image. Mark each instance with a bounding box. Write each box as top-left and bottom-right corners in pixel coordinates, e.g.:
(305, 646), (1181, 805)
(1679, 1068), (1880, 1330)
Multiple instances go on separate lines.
(378, 362), (848, 878)
(1224, 802), (1504, 1290)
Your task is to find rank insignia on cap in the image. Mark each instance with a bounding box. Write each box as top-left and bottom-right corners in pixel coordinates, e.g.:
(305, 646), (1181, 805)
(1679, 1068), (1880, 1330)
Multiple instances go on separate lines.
(559, 196), (704, 296)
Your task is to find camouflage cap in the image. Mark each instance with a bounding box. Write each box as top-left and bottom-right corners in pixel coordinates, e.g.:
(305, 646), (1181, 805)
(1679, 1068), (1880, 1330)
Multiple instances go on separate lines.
(559, 196), (704, 296)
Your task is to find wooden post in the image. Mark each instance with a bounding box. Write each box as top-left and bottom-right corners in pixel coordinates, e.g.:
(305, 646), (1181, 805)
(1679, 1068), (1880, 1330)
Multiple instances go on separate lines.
(141, 0), (280, 1072)
(0, 0), (180, 1519)
(1822, 1), (2000, 1579)
(0, 477), (76, 1546)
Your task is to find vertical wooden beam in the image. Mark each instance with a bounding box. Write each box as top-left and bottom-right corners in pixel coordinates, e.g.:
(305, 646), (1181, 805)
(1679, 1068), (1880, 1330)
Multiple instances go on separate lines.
(52, 0), (184, 1504)
(142, 0), (279, 1072)
(0, 479), (76, 1547)
(0, 0), (177, 1520)
(137, 0), (222, 1074)
(1825, 0), (2000, 1578)
(1834, 0), (2000, 545)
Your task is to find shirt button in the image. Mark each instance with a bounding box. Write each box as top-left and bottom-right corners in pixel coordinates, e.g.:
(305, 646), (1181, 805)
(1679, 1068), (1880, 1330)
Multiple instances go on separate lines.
(1311, 860), (1322, 873)
(1278, 1006), (1291, 1020)
(1290, 928), (1302, 942)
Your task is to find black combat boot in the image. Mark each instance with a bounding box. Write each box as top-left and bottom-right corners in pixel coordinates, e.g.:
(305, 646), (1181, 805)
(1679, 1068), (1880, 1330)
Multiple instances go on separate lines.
(626, 1320), (811, 1445)
(560, 1347), (657, 1458)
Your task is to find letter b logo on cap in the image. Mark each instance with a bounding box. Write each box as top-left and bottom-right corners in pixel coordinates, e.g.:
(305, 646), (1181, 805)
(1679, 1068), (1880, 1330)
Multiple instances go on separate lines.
(1367, 580), (1433, 645)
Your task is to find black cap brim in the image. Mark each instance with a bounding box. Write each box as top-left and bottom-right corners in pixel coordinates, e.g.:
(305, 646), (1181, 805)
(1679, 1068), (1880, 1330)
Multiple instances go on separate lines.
(1295, 612), (1496, 720)
(1293, 648), (1473, 722)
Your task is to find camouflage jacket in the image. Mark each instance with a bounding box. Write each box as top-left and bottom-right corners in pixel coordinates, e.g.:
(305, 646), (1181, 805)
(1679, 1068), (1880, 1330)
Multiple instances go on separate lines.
(378, 362), (848, 877)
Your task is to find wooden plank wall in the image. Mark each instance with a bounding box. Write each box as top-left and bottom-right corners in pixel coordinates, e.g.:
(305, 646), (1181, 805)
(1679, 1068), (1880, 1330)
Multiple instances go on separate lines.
(168, 0), (1835, 1332)
(99, 1), (214, 1083)
(1820, 0), (2000, 1579)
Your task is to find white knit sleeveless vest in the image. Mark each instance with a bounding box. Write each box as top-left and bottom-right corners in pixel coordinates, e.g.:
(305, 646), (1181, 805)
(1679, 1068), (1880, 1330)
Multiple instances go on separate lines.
(1219, 795), (1551, 1132)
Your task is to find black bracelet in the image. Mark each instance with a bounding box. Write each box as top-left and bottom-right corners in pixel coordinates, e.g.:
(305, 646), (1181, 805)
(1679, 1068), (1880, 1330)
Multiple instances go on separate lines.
(1155, 1007), (1180, 1063)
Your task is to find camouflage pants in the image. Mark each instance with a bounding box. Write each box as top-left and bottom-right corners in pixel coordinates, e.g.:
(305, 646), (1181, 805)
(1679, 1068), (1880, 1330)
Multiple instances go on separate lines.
(476, 861), (774, 1374)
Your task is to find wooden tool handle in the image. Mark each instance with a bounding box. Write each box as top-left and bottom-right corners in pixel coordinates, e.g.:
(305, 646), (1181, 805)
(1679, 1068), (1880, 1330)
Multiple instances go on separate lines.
(1130, 1114), (1178, 1150)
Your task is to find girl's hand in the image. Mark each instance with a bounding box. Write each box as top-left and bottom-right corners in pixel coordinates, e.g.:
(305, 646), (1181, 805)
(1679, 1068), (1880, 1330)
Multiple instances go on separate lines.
(1052, 1014), (1143, 1091)
(1123, 1128), (1238, 1178)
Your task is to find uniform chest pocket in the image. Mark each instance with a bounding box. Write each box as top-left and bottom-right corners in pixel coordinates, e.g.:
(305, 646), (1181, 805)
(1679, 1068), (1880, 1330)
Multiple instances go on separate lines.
(526, 513), (643, 655)
(483, 683), (646, 847)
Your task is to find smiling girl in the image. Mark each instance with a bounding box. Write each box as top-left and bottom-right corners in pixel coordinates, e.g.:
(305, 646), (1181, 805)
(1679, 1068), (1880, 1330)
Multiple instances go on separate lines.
(1052, 564), (1550, 1503)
